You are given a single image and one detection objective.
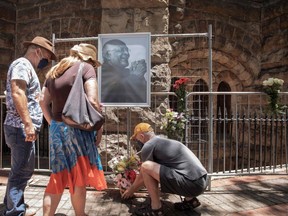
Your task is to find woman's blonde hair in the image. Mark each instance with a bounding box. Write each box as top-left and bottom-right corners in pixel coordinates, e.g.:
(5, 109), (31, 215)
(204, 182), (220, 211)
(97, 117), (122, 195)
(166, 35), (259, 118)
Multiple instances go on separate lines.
(46, 43), (101, 79)
(45, 56), (77, 79)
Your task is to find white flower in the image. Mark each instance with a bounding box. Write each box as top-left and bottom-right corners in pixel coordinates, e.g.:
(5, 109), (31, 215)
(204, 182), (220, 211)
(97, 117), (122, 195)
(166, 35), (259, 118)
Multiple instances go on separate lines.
(262, 77), (284, 87)
(275, 78), (284, 85)
(263, 78), (273, 86)
(262, 77), (285, 114)
(172, 112), (178, 118)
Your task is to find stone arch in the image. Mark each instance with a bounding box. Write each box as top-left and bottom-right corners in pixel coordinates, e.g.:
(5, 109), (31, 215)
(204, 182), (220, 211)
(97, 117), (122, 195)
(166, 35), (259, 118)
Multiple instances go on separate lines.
(214, 70), (242, 116)
(189, 79), (209, 156)
(217, 81), (231, 117)
(212, 50), (256, 87)
(214, 70), (243, 92)
(216, 81), (233, 136)
(192, 79), (209, 117)
(169, 17), (262, 90)
(170, 46), (256, 91)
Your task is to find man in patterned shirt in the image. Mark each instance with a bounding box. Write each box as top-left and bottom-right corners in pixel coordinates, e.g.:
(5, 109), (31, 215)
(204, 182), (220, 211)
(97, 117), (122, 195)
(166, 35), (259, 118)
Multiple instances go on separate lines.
(3, 36), (56, 216)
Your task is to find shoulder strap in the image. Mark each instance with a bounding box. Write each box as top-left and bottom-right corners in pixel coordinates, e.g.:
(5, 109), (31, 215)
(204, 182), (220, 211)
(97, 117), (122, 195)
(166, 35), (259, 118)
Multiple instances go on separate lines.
(75, 62), (84, 81)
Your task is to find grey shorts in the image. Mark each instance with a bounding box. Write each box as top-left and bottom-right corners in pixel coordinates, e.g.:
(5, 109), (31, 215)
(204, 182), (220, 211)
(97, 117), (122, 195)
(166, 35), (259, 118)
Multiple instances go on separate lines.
(159, 165), (207, 197)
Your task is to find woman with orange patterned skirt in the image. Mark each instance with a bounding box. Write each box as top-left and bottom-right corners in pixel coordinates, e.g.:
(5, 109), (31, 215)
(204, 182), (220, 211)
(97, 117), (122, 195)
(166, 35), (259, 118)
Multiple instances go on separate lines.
(40, 43), (107, 216)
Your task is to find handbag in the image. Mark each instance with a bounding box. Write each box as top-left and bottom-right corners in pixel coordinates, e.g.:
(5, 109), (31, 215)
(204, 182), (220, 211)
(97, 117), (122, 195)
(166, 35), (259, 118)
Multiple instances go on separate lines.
(62, 62), (105, 131)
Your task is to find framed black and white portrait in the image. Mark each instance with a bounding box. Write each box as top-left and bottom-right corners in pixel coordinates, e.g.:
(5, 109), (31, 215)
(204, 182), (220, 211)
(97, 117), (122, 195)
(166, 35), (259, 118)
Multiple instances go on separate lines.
(98, 32), (151, 107)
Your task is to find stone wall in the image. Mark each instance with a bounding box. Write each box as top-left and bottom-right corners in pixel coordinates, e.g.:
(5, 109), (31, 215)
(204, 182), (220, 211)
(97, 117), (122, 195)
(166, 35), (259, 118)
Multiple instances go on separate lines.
(14, 0), (102, 81)
(0, 0), (286, 90)
(0, 0), (287, 118)
(0, 0), (16, 88)
(261, 0), (288, 81)
(170, 0), (262, 90)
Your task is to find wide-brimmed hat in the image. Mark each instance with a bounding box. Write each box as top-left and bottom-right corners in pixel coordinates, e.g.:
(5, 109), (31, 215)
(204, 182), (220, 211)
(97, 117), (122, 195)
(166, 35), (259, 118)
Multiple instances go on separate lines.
(130, 123), (154, 140)
(23, 36), (57, 60)
(70, 43), (101, 68)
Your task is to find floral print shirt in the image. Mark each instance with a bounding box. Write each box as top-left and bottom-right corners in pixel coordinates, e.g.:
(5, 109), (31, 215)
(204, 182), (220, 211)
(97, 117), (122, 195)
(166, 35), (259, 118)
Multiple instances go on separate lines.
(4, 57), (43, 131)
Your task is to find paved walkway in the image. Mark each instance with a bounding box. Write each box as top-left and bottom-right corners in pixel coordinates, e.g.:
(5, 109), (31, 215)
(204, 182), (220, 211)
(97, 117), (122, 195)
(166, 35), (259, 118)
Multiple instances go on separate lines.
(0, 171), (287, 216)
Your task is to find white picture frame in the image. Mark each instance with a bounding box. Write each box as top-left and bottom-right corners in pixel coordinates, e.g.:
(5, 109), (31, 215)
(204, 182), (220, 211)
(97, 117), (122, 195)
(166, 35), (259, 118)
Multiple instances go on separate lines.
(98, 32), (151, 107)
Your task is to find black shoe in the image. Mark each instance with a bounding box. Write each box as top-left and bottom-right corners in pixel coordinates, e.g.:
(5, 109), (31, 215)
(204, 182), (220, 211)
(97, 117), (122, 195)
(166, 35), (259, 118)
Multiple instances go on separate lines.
(134, 205), (165, 216)
(174, 197), (201, 211)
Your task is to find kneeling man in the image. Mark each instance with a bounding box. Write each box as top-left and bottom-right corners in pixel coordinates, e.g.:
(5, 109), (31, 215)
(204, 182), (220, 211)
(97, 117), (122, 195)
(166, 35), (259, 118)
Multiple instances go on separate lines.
(122, 123), (208, 215)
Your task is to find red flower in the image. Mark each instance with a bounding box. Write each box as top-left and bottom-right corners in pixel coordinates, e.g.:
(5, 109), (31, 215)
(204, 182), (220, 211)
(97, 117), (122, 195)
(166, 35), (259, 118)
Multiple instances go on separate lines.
(173, 78), (189, 90)
(125, 170), (137, 183)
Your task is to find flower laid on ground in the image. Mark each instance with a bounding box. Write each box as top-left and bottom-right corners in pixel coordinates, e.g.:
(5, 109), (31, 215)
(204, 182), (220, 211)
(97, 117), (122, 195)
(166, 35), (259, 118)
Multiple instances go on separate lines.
(173, 77), (190, 112)
(160, 108), (187, 141)
(262, 77), (286, 114)
(108, 155), (140, 194)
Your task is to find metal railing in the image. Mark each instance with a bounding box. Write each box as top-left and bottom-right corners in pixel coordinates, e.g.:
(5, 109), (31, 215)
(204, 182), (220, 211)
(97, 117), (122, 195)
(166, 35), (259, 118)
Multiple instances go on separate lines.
(185, 91), (288, 176)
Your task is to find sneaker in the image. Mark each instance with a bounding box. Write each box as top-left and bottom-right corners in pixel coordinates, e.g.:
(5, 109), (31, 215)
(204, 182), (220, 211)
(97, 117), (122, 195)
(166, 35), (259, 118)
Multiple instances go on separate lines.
(25, 208), (36, 216)
(134, 205), (165, 216)
(174, 197), (201, 211)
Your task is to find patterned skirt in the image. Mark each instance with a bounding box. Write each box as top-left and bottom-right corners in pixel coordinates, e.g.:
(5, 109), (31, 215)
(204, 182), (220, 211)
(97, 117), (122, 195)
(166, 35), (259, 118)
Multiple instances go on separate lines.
(45, 120), (107, 194)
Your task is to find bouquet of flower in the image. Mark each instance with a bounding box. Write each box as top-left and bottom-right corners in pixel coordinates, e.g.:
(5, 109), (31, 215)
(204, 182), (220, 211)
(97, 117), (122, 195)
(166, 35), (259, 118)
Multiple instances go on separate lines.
(108, 155), (140, 194)
(173, 77), (189, 112)
(262, 77), (286, 114)
(161, 108), (187, 141)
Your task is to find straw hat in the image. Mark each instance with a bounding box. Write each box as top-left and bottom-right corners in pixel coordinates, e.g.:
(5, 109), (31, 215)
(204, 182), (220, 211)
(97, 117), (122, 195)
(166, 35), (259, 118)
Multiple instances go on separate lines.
(23, 36), (57, 60)
(70, 43), (101, 68)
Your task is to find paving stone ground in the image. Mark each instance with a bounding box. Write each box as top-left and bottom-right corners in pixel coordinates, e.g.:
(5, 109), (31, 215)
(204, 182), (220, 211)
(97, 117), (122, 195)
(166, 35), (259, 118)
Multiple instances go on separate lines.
(0, 171), (287, 216)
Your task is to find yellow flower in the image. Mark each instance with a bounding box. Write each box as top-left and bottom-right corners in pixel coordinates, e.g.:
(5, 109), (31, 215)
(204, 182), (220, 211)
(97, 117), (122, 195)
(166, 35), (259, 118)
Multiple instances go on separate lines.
(161, 108), (187, 140)
(116, 161), (126, 172)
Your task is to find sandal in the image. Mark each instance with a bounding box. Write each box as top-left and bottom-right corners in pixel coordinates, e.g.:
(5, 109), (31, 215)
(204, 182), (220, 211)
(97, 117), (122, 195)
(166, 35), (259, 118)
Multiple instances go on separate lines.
(174, 197), (201, 211)
(134, 205), (165, 216)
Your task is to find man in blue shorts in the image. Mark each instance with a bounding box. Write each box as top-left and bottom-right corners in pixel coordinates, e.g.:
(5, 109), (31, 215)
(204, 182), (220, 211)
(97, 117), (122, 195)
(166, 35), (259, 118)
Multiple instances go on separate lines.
(122, 123), (208, 216)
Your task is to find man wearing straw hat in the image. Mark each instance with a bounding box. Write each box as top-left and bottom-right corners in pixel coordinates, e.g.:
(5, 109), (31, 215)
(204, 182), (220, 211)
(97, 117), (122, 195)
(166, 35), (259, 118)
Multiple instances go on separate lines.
(3, 36), (56, 216)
